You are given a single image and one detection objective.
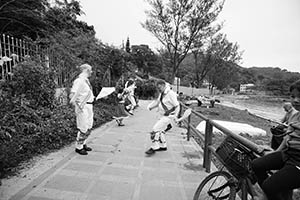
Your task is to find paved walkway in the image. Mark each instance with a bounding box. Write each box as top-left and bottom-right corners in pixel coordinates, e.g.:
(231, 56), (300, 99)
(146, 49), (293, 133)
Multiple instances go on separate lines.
(4, 100), (210, 200)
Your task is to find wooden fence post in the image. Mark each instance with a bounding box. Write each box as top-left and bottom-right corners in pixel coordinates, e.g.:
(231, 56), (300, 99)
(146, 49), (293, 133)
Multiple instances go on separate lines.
(187, 114), (191, 141)
(203, 121), (213, 173)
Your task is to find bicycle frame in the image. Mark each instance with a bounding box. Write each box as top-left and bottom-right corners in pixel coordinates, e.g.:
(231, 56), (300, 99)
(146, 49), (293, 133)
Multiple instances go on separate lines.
(209, 178), (236, 199)
(209, 172), (256, 200)
(193, 136), (272, 200)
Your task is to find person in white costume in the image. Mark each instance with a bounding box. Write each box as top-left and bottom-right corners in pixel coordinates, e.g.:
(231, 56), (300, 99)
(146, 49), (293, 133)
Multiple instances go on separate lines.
(145, 80), (180, 155)
(69, 64), (94, 155)
(124, 78), (137, 115)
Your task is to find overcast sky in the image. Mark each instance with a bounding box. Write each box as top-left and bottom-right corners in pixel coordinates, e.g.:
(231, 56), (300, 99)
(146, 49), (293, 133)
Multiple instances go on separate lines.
(78, 0), (300, 73)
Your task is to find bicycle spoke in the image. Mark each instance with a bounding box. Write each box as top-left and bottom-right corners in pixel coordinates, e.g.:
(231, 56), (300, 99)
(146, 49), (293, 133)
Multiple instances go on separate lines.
(193, 171), (236, 200)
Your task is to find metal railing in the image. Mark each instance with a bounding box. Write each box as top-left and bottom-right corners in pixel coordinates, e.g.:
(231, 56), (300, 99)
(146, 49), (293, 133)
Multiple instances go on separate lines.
(0, 34), (48, 80)
(180, 102), (263, 173)
(0, 34), (74, 87)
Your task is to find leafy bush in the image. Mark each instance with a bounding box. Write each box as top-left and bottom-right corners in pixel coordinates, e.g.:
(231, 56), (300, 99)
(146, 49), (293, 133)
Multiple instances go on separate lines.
(135, 79), (157, 99)
(0, 104), (76, 176)
(5, 61), (56, 108)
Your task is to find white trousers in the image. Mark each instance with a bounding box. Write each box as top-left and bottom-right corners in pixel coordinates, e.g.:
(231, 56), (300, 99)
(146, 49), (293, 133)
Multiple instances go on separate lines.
(75, 104), (93, 149)
(127, 95), (136, 107)
(151, 116), (173, 150)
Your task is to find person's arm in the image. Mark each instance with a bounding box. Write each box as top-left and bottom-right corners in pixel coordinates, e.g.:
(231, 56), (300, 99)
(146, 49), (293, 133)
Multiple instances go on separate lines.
(289, 121), (300, 130)
(148, 100), (159, 110)
(276, 135), (290, 151)
(69, 80), (79, 105)
(69, 92), (75, 104)
(281, 113), (288, 124)
(69, 79), (84, 111)
(172, 105), (180, 116)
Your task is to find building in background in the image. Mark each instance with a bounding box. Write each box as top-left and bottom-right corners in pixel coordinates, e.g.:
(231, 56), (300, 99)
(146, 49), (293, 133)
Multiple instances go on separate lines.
(240, 83), (255, 93)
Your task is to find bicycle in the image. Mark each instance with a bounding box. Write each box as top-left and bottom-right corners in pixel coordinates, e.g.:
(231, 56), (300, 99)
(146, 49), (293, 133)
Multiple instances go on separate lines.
(193, 135), (266, 200)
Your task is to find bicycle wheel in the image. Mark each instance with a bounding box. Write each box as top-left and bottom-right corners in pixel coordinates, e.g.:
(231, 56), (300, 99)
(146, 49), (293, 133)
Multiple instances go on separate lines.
(193, 171), (237, 200)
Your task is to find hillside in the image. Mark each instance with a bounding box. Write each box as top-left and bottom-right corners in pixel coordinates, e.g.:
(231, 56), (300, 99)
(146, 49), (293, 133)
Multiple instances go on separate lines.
(247, 66), (300, 81)
(178, 53), (300, 94)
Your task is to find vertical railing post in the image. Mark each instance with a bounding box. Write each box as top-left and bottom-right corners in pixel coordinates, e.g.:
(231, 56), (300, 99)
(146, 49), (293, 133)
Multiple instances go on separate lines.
(203, 120), (213, 173)
(19, 39), (22, 60)
(3, 35), (8, 80)
(7, 35), (11, 80)
(187, 114), (191, 141)
(0, 34), (3, 80)
(178, 103), (183, 127)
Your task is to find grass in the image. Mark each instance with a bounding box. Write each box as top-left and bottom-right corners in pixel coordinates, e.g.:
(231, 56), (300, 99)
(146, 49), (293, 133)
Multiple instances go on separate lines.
(187, 103), (274, 149)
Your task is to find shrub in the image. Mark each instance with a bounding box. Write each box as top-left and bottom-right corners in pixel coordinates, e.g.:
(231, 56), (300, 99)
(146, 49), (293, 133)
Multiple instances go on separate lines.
(135, 79), (157, 99)
(5, 61), (56, 108)
(0, 101), (76, 176)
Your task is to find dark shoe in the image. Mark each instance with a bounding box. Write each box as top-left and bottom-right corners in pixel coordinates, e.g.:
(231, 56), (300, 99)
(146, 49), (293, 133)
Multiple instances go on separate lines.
(145, 148), (156, 155)
(128, 110), (133, 115)
(156, 147), (167, 151)
(83, 144), (92, 151)
(75, 148), (88, 155)
(118, 123), (125, 126)
(165, 124), (172, 132)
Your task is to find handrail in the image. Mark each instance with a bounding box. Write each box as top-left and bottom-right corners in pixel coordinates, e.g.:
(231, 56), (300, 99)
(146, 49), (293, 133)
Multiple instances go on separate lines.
(179, 102), (263, 173)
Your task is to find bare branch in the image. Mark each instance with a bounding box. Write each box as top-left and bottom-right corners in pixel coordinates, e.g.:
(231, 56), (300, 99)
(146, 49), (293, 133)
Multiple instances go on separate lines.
(0, 0), (17, 11)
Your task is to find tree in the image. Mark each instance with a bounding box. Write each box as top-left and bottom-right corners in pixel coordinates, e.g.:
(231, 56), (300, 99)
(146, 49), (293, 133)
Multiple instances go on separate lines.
(131, 45), (161, 76)
(125, 37), (131, 53)
(191, 24), (222, 87)
(0, 0), (94, 40)
(205, 33), (243, 93)
(44, 0), (95, 37)
(142, 0), (224, 82)
(208, 61), (239, 90)
(0, 0), (49, 39)
(264, 78), (289, 96)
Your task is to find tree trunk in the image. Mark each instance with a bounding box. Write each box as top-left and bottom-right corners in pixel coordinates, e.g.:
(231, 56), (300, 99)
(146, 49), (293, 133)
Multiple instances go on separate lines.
(193, 51), (200, 87)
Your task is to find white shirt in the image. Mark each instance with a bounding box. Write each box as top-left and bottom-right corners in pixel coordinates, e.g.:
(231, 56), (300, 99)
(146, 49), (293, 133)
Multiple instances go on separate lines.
(158, 87), (179, 116)
(125, 81), (136, 96)
(70, 73), (94, 108)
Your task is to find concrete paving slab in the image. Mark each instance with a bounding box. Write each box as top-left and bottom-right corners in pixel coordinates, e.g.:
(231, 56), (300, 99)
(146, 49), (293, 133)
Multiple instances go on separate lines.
(3, 100), (211, 200)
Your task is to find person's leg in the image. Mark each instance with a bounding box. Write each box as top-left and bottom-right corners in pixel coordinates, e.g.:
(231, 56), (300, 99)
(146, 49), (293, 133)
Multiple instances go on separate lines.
(271, 136), (279, 150)
(128, 95), (136, 107)
(158, 131), (167, 150)
(125, 95), (135, 114)
(83, 104), (93, 151)
(251, 151), (284, 186)
(75, 106), (89, 155)
(165, 124), (172, 132)
(146, 117), (170, 154)
(87, 104), (93, 129)
(261, 164), (300, 200)
(118, 118), (125, 126)
(271, 136), (283, 150)
(124, 97), (133, 114)
(119, 103), (129, 117)
(154, 116), (170, 150)
(76, 130), (87, 148)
